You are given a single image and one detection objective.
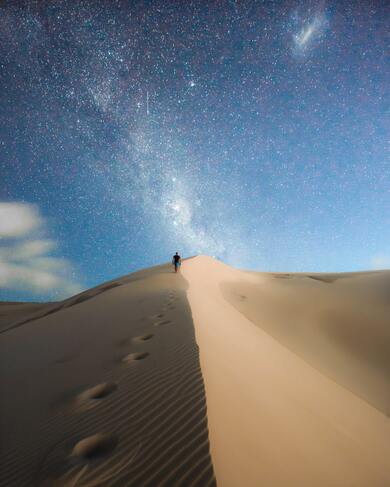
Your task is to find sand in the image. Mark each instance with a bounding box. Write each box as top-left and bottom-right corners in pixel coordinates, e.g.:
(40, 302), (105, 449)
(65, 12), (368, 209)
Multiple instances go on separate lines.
(0, 302), (53, 332)
(183, 256), (390, 487)
(0, 263), (216, 486)
(1, 255), (389, 486)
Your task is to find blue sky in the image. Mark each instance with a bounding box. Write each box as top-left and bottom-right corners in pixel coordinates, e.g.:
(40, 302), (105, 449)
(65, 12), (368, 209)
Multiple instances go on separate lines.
(1, 0), (389, 301)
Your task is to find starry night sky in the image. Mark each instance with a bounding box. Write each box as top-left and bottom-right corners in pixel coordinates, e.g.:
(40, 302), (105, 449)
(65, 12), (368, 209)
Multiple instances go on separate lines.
(1, 0), (389, 301)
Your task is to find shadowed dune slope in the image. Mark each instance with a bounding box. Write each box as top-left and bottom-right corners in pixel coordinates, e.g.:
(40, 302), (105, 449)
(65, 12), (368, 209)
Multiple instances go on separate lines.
(0, 302), (53, 332)
(0, 262), (216, 487)
(183, 256), (390, 487)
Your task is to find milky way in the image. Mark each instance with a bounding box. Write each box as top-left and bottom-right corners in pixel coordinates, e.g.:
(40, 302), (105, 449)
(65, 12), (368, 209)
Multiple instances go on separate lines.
(0, 0), (389, 300)
(292, 10), (328, 54)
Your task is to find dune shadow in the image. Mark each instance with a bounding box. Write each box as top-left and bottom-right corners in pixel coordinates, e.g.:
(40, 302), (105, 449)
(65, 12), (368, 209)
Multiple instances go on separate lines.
(2, 282), (124, 332)
(63, 282), (123, 309)
(308, 275), (337, 284)
(320, 309), (390, 413)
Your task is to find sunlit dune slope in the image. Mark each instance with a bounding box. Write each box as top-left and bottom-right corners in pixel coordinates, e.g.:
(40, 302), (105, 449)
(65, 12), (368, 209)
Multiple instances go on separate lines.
(183, 256), (390, 487)
(222, 266), (390, 414)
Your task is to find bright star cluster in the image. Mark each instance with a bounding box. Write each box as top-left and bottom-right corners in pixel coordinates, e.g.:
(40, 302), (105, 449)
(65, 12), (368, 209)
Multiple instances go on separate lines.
(0, 0), (389, 300)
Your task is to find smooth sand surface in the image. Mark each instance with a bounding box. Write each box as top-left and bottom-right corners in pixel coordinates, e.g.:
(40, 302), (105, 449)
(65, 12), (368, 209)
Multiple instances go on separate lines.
(183, 256), (390, 487)
(221, 268), (390, 414)
(0, 263), (216, 486)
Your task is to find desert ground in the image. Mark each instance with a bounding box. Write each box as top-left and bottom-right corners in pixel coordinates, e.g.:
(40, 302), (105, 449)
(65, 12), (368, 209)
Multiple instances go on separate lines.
(0, 261), (215, 486)
(1, 255), (390, 486)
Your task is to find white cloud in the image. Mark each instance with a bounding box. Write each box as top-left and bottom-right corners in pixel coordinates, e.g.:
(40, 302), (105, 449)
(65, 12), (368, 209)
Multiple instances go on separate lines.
(0, 239), (55, 261)
(0, 262), (60, 290)
(371, 255), (390, 270)
(0, 202), (83, 299)
(0, 202), (41, 237)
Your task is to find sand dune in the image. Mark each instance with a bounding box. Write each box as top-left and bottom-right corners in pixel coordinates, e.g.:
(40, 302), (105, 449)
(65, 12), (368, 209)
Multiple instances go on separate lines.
(221, 267), (390, 414)
(1, 256), (389, 486)
(183, 256), (390, 487)
(0, 302), (53, 332)
(0, 262), (216, 486)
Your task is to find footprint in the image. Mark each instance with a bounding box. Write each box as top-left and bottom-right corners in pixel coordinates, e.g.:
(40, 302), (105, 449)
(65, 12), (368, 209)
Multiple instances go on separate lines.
(154, 320), (172, 327)
(122, 352), (149, 363)
(78, 382), (117, 401)
(71, 433), (118, 460)
(132, 333), (153, 343)
(151, 313), (164, 319)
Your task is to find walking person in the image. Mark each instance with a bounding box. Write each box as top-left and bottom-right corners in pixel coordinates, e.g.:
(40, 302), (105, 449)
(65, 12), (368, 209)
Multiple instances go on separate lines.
(172, 252), (181, 273)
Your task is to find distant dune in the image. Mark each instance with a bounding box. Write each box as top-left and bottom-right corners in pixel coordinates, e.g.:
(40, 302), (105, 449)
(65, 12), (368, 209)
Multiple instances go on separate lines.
(1, 256), (389, 486)
(0, 302), (53, 332)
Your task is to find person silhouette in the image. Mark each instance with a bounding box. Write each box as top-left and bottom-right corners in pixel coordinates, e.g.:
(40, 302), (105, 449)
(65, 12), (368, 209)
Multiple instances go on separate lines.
(172, 252), (181, 273)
